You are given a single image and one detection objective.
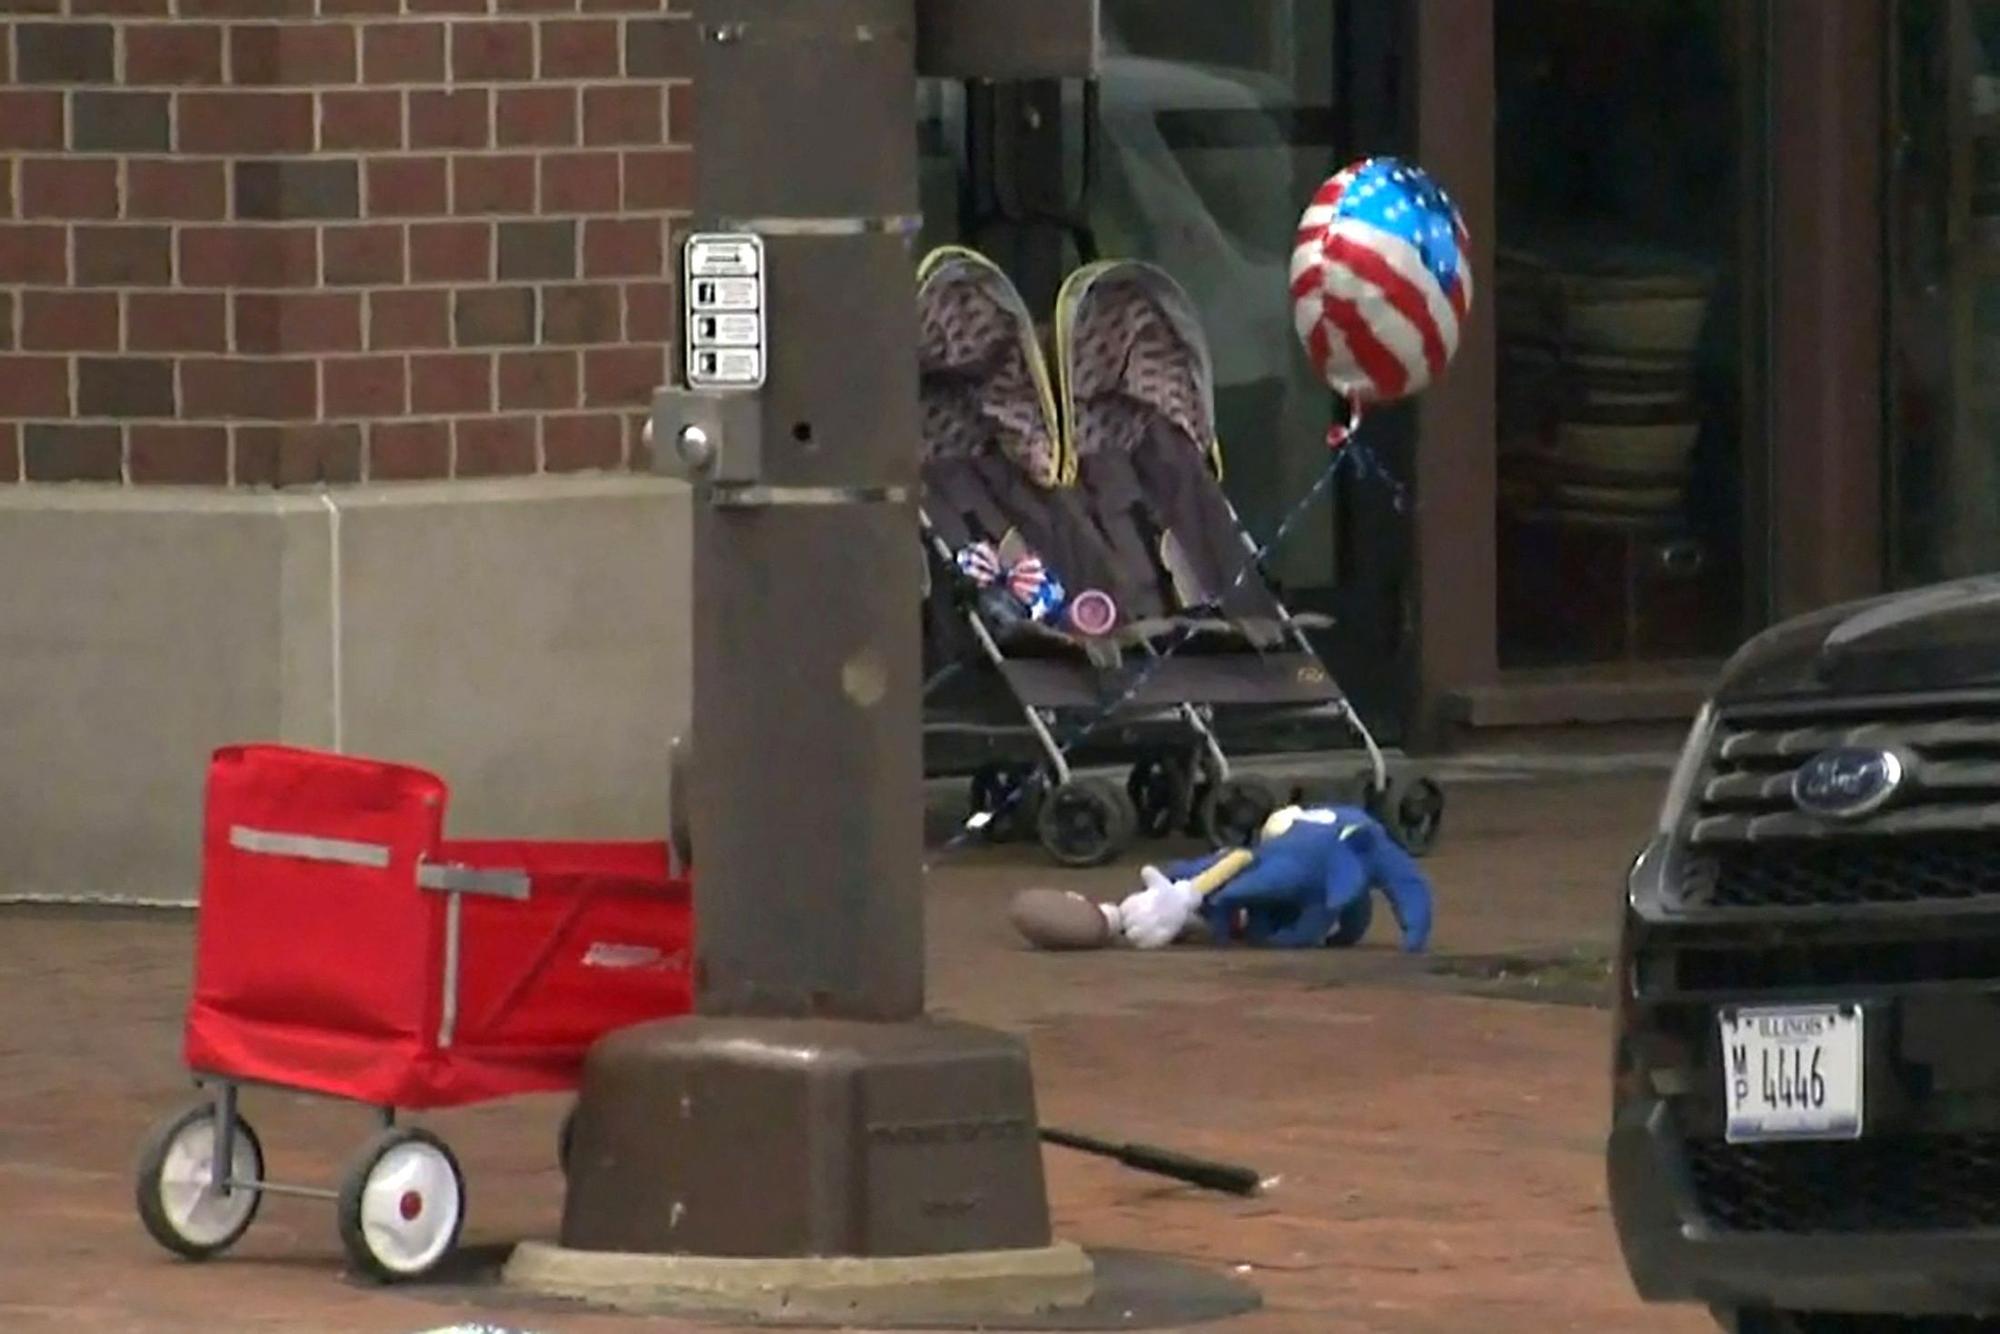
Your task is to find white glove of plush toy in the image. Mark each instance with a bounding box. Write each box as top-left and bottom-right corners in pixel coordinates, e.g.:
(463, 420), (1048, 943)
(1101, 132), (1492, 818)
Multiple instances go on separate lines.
(1116, 866), (1202, 950)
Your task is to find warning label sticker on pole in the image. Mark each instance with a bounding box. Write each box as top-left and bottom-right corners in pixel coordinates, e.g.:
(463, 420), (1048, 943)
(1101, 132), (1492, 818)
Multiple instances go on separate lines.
(685, 233), (767, 390)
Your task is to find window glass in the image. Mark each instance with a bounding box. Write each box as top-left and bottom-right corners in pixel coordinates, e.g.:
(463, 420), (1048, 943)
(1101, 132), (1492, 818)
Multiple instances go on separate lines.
(1087, 1), (1342, 589)
(1494, 0), (1764, 667)
(1889, 0), (2000, 585)
(917, 80), (966, 263)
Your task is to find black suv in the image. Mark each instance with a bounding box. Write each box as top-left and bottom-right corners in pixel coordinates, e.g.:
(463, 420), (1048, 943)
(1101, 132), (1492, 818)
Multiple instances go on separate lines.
(1611, 577), (2000, 1330)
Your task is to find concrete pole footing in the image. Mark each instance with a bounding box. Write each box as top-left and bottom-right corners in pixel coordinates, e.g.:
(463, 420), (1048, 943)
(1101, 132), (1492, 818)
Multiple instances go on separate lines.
(502, 1238), (1096, 1321)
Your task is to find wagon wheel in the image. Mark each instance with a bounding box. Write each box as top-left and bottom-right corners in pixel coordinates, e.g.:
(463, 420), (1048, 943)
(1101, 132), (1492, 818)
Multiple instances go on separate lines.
(1036, 777), (1138, 868)
(1126, 749), (1196, 839)
(1199, 777), (1281, 850)
(336, 1127), (466, 1283)
(968, 763), (1041, 843)
(135, 1098), (265, 1261)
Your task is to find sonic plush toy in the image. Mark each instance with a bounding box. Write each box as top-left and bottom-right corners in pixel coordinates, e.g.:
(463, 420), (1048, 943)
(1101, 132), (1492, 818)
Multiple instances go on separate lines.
(1008, 804), (1434, 953)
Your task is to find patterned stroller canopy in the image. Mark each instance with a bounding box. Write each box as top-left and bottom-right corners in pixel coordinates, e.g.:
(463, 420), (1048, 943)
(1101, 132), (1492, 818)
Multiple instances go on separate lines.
(917, 246), (1067, 489)
(1054, 260), (1224, 480)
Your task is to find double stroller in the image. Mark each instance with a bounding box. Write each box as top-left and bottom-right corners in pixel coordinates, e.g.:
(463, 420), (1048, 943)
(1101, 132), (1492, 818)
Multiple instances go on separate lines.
(917, 246), (1444, 868)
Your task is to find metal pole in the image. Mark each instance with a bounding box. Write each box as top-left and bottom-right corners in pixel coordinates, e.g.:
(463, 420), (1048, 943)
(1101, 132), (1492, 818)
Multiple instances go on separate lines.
(683, 0), (926, 1021)
(552, 0), (1102, 1271)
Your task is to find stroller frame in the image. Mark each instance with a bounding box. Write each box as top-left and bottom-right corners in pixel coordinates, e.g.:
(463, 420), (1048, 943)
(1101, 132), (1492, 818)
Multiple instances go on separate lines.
(921, 514), (1389, 790)
(923, 512), (1400, 869)
(918, 248), (1437, 868)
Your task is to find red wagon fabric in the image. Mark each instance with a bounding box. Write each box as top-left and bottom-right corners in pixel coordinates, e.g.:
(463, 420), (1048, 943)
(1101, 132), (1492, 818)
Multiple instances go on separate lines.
(183, 744), (694, 1110)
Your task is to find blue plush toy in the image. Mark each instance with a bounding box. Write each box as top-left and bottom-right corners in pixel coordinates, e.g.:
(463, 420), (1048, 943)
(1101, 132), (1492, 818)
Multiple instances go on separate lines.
(1116, 805), (1434, 953)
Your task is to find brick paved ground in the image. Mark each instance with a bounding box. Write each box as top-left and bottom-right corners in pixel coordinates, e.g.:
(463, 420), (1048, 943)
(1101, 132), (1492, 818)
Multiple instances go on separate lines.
(0, 773), (1712, 1334)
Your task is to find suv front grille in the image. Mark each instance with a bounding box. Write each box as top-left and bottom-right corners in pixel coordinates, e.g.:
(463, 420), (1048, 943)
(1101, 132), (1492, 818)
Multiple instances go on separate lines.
(1687, 1133), (2000, 1233)
(1661, 932), (2000, 993)
(1677, 700), (2000, 910)
(1681, 834), (2000, 910)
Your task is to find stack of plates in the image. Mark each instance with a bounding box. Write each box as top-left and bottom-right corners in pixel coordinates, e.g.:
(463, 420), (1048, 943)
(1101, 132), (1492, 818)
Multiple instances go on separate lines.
(1498, 244), (1711, 523)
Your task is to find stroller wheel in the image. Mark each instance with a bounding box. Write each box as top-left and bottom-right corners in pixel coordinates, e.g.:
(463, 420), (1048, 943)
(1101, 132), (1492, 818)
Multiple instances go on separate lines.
(1200, 777), (1281, 850)
(135, 1097), (265, 1261)
(1127, 750), (1195, 838)
(1036, 777), (1139, 868)
(1181, 779), (1212, 838)
(336, 1126), (466, 1283)
(969, 763), (1041, 843)
(1386, 776), (1446, 857)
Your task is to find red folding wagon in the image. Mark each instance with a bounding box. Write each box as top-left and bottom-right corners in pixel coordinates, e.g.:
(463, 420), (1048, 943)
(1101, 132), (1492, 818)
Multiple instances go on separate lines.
(133, 744), (694, 1281)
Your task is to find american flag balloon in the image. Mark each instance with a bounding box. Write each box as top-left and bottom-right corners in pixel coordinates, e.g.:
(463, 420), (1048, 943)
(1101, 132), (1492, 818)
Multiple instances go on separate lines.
(1289, 157), (1472, 407)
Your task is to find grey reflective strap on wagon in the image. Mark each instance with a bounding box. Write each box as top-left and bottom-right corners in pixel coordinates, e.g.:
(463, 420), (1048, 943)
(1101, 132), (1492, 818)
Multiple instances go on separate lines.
(419, 862), (533, 1051)
(416, 862), (532, 901)
(228, 825), (391, 870)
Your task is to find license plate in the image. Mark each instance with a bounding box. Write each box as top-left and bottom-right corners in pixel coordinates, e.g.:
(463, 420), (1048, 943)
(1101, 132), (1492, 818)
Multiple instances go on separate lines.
(1718, 1004), (1864, 1143)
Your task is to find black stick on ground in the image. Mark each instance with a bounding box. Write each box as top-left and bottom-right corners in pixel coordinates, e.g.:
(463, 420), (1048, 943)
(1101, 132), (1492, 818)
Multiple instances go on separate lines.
(1041, 1126), (1264, 1197)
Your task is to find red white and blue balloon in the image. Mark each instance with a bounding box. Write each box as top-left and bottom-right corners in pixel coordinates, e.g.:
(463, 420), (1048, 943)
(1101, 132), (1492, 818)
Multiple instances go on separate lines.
(1289, 157), (1472, 407)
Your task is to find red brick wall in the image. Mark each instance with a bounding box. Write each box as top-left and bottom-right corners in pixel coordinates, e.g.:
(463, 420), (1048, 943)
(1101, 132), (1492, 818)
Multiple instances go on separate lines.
(0, 1), (692, 486)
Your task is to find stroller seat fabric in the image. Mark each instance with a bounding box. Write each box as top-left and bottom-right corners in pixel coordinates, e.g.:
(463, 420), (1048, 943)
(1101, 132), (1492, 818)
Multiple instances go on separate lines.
(1055, 262), (1298, 649)
(917, 248), (1133, 664)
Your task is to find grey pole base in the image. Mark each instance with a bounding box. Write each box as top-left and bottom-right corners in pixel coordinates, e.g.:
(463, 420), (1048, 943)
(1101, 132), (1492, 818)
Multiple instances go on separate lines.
(502, 1238), (1094, 1322)
(556, 1017), (1071, 1264)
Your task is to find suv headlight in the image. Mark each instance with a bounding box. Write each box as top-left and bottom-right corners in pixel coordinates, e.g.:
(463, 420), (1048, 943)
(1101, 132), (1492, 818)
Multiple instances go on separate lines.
(1656, 701), (1716, 836)
(1627, 703), (1717, 915)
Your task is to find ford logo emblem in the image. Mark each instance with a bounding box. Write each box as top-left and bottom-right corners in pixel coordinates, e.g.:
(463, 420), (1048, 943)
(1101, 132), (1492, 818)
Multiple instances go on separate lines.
(1791, 747), (1905, 820)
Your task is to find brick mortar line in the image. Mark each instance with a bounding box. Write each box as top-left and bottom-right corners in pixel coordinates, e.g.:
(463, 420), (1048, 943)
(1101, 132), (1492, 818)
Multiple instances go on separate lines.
(18, 414), (643, 482)
(355, 362), (369, 482)
(5, 279), (682, 297)
(42, 75), (695, 91)
(1, 19), (693, 37)
(0, 15), (695, 28)
(97, 206), (693, 217)
(8, 343), (672, 357)
(23, 411), (649, 426)
(9, 150), (685, 180)
(41, 88), (696, 104)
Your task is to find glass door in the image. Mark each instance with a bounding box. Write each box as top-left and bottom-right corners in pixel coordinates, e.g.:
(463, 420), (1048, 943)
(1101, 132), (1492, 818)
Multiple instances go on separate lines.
(1889, 0), (2000, 585)
(1493, 0), (1769, 669)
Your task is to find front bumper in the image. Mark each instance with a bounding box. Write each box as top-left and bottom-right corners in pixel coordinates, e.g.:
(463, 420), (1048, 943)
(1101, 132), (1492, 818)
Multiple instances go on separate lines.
(1611, 903), (2000, 1317)
(1611, 1097), (2000, 1316)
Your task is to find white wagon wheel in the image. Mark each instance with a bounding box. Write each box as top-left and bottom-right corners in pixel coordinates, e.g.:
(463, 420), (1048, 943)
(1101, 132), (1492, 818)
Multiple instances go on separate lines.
(134, 1098), (265, 1260)
(335, 1126), (466, 1282)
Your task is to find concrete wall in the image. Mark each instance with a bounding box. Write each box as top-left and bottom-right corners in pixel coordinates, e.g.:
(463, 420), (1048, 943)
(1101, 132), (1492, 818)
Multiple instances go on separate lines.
(0, 476), (690, 905)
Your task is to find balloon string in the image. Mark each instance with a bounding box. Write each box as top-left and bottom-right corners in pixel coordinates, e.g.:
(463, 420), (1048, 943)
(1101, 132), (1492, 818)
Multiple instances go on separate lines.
(1326, 396), (1365, 452)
